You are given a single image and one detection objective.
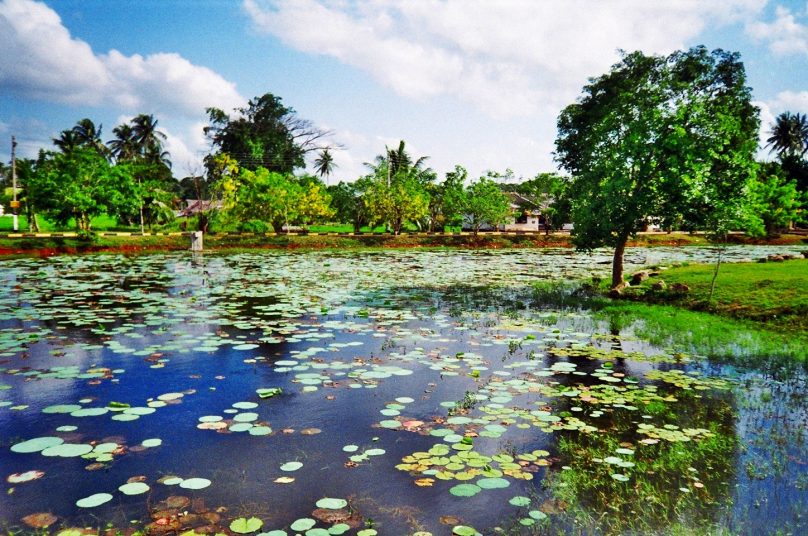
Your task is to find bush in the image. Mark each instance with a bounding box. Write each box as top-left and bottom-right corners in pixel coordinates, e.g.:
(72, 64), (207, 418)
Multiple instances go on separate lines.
(239, 219), (270, 234)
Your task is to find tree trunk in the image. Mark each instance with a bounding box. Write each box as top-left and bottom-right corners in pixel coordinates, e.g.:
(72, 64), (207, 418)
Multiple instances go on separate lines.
(708, 245), (723, 305)
(611, 235), (628, 289)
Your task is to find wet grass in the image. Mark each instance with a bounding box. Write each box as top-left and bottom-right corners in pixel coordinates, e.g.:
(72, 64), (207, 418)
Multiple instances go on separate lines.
(530, 273), (808, 365)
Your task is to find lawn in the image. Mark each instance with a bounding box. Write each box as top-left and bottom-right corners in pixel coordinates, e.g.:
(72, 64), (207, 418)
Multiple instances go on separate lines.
(630, 258), (808, 332)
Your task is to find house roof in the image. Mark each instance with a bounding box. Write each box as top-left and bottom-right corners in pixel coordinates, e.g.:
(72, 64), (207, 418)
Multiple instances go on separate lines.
(177, 199), (222, 217)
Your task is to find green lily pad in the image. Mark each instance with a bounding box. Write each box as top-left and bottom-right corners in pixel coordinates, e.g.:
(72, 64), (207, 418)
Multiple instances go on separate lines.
(179, 477), (211, 489)
(118, 482), (150, 495)
(42, 443), (93, 457)
(76, 492), (113, 508)
(449, 483), (481, 497)
(509, 496), (531, 507)
(230, 517), (264, 533)
(477, 477), (510, 489)
(280, 461), (303, 472)
(11, 437), (64, 453)
(315, 497), (348, 509)
(42, 404), (82, 414)
(290, 518), (316, 531)
(141, 438), (162, 448)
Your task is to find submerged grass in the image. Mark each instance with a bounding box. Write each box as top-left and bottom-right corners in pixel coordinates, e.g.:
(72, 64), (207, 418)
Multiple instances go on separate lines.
(530, 266), (808, 365)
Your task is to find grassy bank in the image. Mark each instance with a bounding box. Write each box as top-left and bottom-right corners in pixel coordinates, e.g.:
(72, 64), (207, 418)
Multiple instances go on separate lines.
(1, 231), (806, 258)
(625, 258), (808, 332)
(597, 259), (808, 364)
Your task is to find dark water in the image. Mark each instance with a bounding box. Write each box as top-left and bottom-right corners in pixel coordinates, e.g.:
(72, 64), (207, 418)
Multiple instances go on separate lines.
(0, 248), (806, 535)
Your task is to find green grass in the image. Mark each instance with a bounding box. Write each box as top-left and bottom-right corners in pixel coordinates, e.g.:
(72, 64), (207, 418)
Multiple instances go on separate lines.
(0, 214), (137, 232)
(627, 259), (808, 332)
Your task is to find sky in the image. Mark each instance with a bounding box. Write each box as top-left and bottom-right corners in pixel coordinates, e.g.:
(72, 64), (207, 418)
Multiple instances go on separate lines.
(2, 0), (808, 184)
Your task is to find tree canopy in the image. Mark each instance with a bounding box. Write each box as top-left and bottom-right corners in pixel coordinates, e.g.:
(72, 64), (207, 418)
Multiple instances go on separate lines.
(204, 93), (334, 175)
(556, 46), (760, 288)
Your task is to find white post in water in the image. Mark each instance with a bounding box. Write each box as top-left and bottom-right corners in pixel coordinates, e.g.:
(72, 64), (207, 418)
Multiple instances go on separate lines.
(191, 231), (203, 251)
(11, 136), (18, 232)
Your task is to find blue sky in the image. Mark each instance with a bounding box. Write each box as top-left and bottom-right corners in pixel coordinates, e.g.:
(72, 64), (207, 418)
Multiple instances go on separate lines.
(2, 0), (808, 183)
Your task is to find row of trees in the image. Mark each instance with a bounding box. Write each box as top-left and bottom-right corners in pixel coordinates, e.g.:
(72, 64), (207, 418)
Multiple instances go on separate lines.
(1, 58), (806, 269)
(2, 114), (177, 233)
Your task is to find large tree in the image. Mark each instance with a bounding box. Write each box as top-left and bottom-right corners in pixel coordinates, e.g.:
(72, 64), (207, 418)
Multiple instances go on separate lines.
(556, 47), (759, 289)
(464, 176), (512, 235)
(328, 178), (374, 232)
(746, 162), (806, 236)
(108, 114), (175, 231)
(33, 147), (137, 232)
(204, 93), (334, 174)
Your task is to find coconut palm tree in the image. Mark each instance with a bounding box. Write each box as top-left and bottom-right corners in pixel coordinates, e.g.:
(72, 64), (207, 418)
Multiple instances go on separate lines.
(766, 112), (808, 159)
(313, 148), (336, 182)
(108, 124), (138, 162)
(53, 129), (81, 154)
(72, 118), (109, 158)
(132, 114), (170, 167)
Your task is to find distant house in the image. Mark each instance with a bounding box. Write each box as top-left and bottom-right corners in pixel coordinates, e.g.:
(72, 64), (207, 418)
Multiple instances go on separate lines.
(176, 199), (223, 218)
(461, 191), (550, 231)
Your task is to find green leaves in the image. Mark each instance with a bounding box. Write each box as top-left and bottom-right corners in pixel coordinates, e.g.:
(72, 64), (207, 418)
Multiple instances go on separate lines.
(229, 517), (263, 533)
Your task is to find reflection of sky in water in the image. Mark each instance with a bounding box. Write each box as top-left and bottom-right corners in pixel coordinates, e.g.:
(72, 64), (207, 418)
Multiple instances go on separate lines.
(0, 247), (805, 535)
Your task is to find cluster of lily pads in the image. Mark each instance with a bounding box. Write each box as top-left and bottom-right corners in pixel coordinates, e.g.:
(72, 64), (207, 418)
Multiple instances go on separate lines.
(2, 248), (802, 535)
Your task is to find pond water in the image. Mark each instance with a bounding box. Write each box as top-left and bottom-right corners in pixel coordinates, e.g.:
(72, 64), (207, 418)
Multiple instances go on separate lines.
(1, 246), (806, 535)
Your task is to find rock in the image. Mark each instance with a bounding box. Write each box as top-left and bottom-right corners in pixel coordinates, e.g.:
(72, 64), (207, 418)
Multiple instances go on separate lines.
(802, 251), (808, 259)
(630, 271), (650, 285)
(669, 283), (690, 294)
(651, 280), (667, 291)
(608, 288), (623, 298)
(768, 255), (785, 262)
(781, 254), (794, 260)
(757, 257), (768, 263)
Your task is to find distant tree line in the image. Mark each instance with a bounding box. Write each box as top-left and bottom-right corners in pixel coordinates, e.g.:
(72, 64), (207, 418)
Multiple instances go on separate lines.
(2, 58), (806, 247)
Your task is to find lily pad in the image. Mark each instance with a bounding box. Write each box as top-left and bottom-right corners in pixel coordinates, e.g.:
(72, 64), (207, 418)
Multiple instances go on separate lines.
(76, 493), (113, 508)
(290, 518), (316, 531)
(230, 517), (264, 533)
(11, 437), (64, 454)
(315, 497), (348, 509)
(477, 477), (510, 489)
(449, 483), (481, 497)
(280, 461), (303, 472)
(118, 482), (150, 495)
(179, 477), (211, 489)
(41, 443), (93, 457)
(509, 496), (531, 507)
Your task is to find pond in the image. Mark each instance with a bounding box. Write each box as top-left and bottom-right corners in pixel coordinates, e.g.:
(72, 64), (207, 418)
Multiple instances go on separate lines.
(1, 246), (806, 535)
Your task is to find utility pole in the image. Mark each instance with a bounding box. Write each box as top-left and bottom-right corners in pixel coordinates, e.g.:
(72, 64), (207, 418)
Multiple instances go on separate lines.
(11, 136), (18, 232)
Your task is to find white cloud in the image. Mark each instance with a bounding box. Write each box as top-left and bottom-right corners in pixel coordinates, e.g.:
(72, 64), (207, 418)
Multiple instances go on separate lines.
(0, 0), (244, 116)
(746, 5), (808, 56)
(244, 0), (766, 117)
(768, 89), (808, 111)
